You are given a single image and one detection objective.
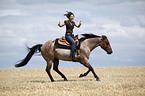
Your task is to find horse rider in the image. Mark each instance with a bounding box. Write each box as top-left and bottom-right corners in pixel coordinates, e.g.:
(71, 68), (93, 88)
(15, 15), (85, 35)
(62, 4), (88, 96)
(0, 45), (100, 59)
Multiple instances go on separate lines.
(58, 11), (81, 60)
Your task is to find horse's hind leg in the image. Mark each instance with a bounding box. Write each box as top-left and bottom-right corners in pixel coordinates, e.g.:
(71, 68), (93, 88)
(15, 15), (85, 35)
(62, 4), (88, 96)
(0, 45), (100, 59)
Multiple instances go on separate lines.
(79, 57), (100, 81)
(53, 58), (68, 81)
(46, 60), (54, 82)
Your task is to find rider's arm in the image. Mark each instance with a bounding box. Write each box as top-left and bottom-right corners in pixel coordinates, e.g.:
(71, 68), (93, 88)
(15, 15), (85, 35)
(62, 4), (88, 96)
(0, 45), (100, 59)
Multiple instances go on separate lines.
(58, 21), (65, 27)
(75, 21), (81, 28)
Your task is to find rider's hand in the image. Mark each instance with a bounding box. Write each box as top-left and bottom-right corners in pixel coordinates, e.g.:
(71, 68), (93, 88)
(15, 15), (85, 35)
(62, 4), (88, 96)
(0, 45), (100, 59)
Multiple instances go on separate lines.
(79, 21), (81, 25)
(58, 21), (60, 26)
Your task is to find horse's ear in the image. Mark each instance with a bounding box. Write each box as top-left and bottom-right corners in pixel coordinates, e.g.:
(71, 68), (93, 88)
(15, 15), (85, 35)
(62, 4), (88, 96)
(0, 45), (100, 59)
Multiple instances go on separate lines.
(102, 35), (107, 40)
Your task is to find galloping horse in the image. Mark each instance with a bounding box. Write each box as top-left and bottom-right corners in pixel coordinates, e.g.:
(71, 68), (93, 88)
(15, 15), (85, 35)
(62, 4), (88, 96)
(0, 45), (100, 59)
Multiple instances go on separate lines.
(15, 33), (113, 82)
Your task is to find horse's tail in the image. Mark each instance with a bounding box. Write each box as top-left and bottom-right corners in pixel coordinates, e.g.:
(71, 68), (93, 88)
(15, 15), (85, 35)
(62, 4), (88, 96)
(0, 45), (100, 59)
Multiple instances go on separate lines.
(15, 44), (43, 67)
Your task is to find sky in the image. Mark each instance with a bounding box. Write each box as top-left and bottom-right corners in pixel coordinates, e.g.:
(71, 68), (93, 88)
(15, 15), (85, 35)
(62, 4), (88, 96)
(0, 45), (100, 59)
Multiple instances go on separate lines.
(0, 0), (145, 69)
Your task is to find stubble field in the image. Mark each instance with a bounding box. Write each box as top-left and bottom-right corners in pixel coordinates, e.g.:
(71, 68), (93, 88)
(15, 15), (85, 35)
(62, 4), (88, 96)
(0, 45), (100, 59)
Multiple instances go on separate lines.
(0, 67), (145, 96)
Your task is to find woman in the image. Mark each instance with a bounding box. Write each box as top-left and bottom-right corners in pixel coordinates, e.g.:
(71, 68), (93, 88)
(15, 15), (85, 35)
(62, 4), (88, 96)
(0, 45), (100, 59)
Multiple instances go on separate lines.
(58, 11), (81, 60)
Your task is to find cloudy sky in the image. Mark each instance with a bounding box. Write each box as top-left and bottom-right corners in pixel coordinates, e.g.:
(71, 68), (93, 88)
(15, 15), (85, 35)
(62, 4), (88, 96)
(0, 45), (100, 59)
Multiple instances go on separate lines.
(0, 0), (145, 69)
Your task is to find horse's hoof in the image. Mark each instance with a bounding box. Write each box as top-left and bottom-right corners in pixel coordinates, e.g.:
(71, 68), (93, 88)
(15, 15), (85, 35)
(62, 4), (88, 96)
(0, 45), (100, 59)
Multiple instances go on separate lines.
(96, 78), (101, 81)
(79, 74), (84, 78)
(64, 78), (68, 81)
(51, 79), (55, 82)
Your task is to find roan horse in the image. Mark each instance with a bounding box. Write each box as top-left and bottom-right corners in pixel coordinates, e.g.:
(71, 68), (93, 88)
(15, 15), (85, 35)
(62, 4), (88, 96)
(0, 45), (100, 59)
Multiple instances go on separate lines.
(15, 33), (113, 82)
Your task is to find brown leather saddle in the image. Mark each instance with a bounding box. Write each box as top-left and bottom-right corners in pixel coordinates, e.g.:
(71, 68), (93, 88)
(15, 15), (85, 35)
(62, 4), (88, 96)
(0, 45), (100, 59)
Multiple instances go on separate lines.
(55, 35), (81, 51)
(58, 36), (79, 47)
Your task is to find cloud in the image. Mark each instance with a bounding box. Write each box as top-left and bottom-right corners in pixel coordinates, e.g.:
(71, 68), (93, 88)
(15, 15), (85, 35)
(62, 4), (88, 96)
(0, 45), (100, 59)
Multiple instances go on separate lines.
(87, 0), (145, 5)
(16, 0), (79, 5)
(113, 56), (134, 62)
(136, 16), (145, 27)
(16, 0), (145, 5)
(0, 9), (30, 17)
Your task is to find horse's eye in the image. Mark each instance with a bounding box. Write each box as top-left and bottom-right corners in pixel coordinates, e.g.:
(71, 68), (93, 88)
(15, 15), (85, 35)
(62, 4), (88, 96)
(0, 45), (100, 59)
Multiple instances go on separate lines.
(106, 42), (109, 45)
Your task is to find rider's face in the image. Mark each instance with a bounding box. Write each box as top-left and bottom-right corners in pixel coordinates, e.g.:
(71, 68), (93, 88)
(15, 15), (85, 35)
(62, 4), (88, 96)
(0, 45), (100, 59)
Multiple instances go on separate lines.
(69, 15), (74, 21)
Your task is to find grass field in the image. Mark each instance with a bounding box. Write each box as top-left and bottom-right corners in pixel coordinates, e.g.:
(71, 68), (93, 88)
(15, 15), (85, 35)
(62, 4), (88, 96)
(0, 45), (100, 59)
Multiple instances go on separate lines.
(0, 67), (145, 96)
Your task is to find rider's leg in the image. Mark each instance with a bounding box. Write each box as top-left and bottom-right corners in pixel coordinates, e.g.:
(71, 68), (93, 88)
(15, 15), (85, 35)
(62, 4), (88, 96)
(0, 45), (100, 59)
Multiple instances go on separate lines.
(65, 34), (76, 57)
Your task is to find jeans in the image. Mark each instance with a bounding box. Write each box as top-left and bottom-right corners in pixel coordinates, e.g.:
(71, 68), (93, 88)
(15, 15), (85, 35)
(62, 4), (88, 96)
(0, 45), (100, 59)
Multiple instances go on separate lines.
(65, 34), (76, 56)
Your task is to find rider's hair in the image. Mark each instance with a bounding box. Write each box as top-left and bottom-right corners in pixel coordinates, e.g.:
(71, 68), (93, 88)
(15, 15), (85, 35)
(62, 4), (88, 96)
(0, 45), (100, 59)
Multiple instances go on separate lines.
(64, 11), (75, 19)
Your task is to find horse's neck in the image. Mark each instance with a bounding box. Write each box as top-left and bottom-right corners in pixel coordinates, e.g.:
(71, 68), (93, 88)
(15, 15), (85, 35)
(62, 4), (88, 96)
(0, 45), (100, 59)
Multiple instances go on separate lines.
(83, 38), (102, 51)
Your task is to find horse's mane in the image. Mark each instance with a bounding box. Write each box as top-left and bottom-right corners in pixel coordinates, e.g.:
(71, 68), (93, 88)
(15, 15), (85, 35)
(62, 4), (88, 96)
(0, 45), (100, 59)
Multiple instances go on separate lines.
(80, 33), (101, 41)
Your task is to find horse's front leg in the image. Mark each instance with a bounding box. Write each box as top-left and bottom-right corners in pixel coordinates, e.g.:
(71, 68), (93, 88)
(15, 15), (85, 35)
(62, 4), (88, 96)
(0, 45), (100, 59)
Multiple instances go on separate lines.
(79, 57), (101, 81)
(79, 69), (90, 78)
(90, 66), (101, 81)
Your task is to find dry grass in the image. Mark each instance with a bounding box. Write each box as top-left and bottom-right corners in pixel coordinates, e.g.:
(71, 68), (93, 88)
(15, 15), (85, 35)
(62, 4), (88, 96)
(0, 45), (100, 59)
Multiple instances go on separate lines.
(0, 67), (145, 96)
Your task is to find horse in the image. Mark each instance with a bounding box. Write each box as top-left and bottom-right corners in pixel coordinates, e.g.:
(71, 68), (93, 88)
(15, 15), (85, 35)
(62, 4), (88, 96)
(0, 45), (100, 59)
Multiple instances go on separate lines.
(15, 33), (113, 82)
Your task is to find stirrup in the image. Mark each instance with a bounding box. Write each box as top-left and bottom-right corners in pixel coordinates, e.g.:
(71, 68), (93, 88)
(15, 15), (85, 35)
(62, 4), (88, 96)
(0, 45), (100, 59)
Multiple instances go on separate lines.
(72, 55), (80, 62)
(75, 54), (80, 59)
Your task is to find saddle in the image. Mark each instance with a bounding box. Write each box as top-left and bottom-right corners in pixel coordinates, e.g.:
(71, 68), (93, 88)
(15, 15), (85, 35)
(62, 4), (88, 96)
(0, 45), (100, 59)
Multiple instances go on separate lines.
(55, 35), (81, 51)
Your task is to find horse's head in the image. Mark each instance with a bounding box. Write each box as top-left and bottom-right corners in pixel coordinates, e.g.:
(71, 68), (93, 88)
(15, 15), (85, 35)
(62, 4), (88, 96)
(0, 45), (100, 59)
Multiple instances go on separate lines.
(99, 35), (113, 54)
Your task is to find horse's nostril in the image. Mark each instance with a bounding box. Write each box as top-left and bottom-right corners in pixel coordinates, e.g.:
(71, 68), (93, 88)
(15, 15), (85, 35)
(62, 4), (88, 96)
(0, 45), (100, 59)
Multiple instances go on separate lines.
(107, 50), (113, 54)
